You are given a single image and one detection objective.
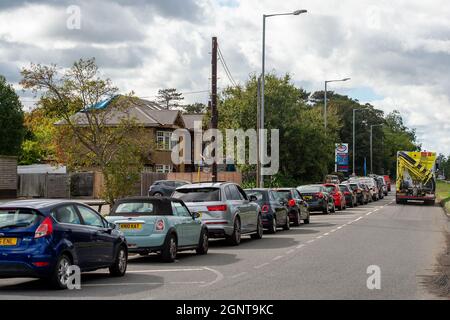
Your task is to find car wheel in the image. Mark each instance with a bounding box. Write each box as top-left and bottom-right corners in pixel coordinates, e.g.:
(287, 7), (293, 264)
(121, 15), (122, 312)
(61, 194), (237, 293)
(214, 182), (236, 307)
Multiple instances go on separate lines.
(50, 254), (72, 290)
(283, 214), (290, 230)
(268, 217), (277, 234)
(251, 215), (263, 240)
(196, 228), (209, 254)
(227, 218), (241, 245)
(304, 212), (310, 224)
(293, 211), (300, 227)
(322, 204), (329, 215)
(110, 245), (128, 277)
(161, 233), (177, 262)
(330, 203), (336, 213)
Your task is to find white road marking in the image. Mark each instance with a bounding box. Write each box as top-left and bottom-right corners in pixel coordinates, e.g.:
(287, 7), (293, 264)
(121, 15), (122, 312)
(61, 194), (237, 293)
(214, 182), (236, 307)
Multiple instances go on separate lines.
(286, 249), (295, 254)
(324, 232), (330, 236)
(330, 229), (337, 232)
(254, 262), (270, 269)
(316, 235), (323, 239)
(296, 244), (305, 249)
(307, 239), (315, 243)
(231, 272), (247, 279)
(127, 268), (204, 273)
(200, 267), (224, 287)
(83, 281), (206, 287)
(273, 255), (284, 261)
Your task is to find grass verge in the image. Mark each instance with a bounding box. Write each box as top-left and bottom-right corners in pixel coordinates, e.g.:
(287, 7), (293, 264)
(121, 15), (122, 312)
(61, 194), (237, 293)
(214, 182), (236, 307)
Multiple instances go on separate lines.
(436, 181), (450, 215)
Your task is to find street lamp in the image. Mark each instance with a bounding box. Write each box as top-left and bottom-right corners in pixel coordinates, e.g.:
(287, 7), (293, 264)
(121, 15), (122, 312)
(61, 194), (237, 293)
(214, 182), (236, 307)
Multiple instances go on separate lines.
(370, 124), (383, 174)
(324, 78), (350, 130)
(259, 9), (307, 187)
(352, 108), (368, 176)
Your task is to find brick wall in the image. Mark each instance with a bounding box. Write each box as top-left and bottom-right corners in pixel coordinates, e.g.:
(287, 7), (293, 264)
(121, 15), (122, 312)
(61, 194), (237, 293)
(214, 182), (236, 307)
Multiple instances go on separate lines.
(0, 156), (18, 198)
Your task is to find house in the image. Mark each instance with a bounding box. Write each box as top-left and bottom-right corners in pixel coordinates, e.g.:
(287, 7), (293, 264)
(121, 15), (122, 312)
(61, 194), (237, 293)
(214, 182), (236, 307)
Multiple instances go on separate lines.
(55, 95), (205, 173)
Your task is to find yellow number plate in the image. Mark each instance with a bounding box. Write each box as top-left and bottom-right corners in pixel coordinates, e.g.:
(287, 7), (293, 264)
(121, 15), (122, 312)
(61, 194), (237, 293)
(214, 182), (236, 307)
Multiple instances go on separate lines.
(119, 223), (142, 230)
(303, 196), (312, 200)
(0, 238), (18, 246)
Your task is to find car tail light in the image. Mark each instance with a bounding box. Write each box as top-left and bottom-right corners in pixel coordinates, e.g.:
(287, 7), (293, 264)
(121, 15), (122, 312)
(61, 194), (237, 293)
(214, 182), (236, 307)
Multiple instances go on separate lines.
(32, 262), (50, 267)
(261, 204), (270, 213)
(155, 219), (165, 231)
(315, 192), (324, 198)
(344, 191), (351, 195)
(288, 199), (296, 207)
(34, 217), (53, 239)
(207, 205), (227, 211)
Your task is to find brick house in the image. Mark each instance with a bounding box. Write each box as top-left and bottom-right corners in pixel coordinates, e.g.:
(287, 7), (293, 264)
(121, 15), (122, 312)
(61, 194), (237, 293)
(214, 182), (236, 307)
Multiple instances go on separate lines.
(55, 96), (205, 173)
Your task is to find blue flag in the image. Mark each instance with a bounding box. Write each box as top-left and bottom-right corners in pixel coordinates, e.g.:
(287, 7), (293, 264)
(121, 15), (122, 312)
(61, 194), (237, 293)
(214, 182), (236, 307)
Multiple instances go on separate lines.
(363, 157), (367, 176)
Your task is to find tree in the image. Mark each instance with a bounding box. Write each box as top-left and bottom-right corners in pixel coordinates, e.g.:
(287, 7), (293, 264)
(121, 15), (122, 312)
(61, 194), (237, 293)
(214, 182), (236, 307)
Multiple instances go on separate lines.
(157, 88), (184, 109)
(20, 58), (152, 204)
(183, 102), (207, 114)
(0, 76), (25, 156)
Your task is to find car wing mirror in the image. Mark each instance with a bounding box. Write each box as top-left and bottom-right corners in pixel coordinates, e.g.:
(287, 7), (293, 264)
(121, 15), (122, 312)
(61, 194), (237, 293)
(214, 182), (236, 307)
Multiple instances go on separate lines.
(249, 195), (258, 202)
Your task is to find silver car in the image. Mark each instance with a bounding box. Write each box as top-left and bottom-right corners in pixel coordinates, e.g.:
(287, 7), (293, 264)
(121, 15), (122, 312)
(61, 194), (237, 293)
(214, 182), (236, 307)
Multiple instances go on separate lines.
(172, 182), (263, 246)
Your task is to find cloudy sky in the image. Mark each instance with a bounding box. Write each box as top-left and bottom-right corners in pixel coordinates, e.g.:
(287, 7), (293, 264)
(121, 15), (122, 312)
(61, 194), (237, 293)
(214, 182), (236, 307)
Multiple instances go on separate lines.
(0, 0), (449, 155)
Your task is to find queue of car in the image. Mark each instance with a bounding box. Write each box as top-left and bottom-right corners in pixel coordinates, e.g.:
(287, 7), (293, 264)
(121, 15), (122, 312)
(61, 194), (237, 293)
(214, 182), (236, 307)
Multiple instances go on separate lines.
(0, 175), (390, 289)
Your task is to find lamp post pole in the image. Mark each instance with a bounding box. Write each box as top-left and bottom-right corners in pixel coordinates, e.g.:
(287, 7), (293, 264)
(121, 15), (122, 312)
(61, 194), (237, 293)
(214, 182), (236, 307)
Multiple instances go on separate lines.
(259, 9), (307, 187)
(324, 78), (350, 130)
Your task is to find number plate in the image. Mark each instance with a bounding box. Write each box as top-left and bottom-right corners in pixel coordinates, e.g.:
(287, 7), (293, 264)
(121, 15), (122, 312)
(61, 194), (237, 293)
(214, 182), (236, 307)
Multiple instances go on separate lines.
(119, 223), (142, 230)
(303, 196), (312, 200)
(0, 238), (18, 246)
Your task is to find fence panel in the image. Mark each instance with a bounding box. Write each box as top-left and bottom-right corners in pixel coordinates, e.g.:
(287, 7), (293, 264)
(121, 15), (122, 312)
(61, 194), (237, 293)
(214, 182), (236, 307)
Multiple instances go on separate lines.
(70, 172), (94, 197)
(140, 173), (168, 196)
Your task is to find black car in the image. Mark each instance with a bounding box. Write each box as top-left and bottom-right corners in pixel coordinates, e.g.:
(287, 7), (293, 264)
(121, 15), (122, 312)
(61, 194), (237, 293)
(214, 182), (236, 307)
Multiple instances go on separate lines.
(297, 184), (335, 214)
(0, 200), (128, 289)
(148, 180), (190, 197)
(339, 184), (358, 208)
(273, 188), (310, 225)
(245, 188), (290, 233)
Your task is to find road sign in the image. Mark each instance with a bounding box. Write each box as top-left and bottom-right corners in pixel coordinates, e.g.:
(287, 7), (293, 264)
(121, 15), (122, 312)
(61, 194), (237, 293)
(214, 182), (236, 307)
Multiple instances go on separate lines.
(335, 143), (349, 173)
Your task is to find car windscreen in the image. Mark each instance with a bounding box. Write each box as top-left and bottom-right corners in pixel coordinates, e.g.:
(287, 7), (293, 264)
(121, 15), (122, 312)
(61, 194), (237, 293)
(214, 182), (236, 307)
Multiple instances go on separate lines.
(298, 186), (322, 193)
(338, 185), (348, 192)
(111, 201), (172, 216)
(349, 184), (359, 190)
(324, 186), (336, 193)
(0, 208), (39, 229)
(172, 188), (220, 202)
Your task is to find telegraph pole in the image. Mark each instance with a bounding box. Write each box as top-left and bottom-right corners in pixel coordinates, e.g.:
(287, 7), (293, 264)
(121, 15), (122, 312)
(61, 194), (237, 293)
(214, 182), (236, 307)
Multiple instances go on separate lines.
(211, 37), (218, 182)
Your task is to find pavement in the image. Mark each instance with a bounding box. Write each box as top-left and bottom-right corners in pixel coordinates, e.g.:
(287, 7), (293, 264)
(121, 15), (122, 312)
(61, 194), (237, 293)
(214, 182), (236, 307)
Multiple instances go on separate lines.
(0, 194), (448, 300)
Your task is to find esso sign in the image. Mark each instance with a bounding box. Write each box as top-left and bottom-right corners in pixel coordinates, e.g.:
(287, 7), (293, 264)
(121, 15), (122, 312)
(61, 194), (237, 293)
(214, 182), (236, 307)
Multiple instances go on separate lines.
(336, 144), (348, 153)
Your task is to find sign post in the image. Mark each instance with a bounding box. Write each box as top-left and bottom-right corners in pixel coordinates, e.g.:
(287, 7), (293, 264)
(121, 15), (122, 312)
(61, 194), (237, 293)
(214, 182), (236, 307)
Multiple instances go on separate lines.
(335, 143), (349, 174)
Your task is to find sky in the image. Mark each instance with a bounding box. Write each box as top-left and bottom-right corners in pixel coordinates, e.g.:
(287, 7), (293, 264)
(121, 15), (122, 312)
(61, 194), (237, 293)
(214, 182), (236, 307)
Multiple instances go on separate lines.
(0, 0), (449, 155)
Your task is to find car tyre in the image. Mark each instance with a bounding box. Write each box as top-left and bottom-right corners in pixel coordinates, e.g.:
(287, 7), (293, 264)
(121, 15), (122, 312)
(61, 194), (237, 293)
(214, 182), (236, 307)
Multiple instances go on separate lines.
(322, 204), (329, 215)
(330, 203), (336, 213)
(268, 217), (277, 234)
(226, 218), (241, 246)
(161, 233), (177, 262)
(283, 214), (290, 230)
(304, 212), (310, 224)
(251, 215), (263, 240)
(50, 254), (72, 290)
(109, 245), (128, 277)
(196, 228), (209, 255)
(293, 211), (301, 226)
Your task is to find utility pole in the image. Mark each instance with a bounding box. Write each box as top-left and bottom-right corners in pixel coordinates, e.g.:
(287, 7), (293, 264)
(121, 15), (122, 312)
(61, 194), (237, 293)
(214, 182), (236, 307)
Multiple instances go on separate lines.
(211, 37), (218, 182)
(256, 75), (261, 187)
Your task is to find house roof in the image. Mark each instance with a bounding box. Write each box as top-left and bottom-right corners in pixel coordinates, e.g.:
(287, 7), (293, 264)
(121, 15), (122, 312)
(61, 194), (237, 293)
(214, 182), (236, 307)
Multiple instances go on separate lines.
(55, 96), (185, 128)
(181, 114), (205, 130)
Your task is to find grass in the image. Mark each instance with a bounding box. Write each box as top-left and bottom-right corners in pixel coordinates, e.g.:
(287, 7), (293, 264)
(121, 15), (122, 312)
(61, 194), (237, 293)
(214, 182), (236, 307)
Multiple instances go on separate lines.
(436, 181), (450, 214)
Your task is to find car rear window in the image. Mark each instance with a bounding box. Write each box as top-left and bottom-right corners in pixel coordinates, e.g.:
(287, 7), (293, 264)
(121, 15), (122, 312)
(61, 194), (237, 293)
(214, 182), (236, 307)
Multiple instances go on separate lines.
(324, 186), (336, 193)
(172, 188), (220, 202)
(111, 201), (172, 216)
(298, 185), (321, 193)
(0, 208), (39, 229)
(338, 185), (348, 192)
(245, 190), (266, 202)
(349, 184), (358, 190)
(276, 190), (292, 200)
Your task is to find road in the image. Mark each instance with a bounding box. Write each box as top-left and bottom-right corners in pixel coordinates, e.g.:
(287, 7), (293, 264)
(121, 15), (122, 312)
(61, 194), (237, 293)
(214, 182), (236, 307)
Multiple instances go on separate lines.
(0, 194), (448, 299)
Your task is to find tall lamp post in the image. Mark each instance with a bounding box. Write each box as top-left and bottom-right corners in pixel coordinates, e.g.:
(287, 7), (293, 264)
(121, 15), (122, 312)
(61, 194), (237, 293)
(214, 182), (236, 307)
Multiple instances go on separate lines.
(259, 9), (307, 188)
(324, 78), (350, 130)
(352, 108), (367, 176)
(370, 124), (383, 174)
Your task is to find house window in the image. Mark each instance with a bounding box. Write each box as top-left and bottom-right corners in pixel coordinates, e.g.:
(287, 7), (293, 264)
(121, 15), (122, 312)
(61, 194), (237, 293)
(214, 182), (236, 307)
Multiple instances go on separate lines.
(155, 164), (172, 173)
(156, 131), (177, 151)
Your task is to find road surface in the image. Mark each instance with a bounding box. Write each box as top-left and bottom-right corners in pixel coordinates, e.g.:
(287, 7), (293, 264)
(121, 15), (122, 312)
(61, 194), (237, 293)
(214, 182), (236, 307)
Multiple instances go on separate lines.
(0, 194), (448, 299)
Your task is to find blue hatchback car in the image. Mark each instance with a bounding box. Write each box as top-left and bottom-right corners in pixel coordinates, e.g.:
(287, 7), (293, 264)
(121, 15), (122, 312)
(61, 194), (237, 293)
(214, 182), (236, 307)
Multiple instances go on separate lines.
(0, 200), (128, 289)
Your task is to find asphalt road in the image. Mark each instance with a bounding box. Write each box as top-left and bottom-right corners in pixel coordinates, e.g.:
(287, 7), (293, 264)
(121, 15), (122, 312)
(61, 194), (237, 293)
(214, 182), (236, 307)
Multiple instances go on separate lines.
(0, 193), (448, 300)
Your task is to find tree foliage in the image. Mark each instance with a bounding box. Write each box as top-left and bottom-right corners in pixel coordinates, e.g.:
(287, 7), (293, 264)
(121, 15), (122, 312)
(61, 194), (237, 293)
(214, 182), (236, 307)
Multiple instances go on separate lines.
(20, 58), (152, 204)
(0, 76), (25, 156)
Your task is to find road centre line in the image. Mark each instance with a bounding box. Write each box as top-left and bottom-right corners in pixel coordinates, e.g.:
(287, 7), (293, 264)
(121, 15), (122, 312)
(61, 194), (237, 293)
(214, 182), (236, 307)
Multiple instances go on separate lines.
(231, 272), (247, 279)
(273, 255), (284, 261)
(296, 244), (305, 249)
(127, 268), (204, 273)
(254, 262), (270, 269)
(286, 249), (295, 254)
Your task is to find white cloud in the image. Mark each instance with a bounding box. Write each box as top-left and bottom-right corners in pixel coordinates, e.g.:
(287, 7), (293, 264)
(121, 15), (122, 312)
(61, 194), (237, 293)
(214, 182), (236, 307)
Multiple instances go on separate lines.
(0, 0), (449, 155)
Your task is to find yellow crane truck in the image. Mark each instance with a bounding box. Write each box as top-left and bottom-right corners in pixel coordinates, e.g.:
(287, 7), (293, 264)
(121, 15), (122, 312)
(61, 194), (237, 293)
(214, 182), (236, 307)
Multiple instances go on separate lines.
(396, 151), (437, 205)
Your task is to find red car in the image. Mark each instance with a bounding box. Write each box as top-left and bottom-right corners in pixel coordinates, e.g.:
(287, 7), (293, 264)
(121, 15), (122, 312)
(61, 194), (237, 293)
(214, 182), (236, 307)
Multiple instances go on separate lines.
(323, 184), (346, 210)
(383, 175), (391, 192)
